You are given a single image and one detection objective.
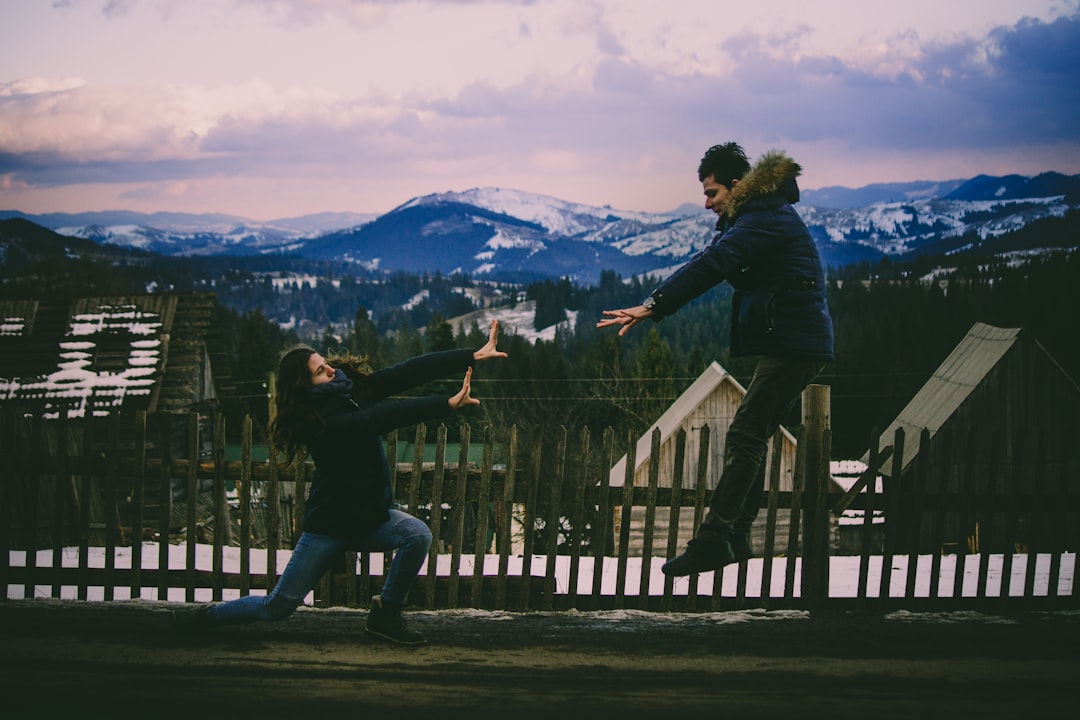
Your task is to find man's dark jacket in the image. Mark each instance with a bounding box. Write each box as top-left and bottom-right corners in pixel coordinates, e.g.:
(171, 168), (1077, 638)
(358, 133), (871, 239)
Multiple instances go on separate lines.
(648, 151), (834, 361)
(302, 349), (474, 538)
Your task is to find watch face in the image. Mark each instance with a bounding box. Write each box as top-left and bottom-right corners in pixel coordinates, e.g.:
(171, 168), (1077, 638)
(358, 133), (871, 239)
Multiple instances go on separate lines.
(643, 297), (655, 308)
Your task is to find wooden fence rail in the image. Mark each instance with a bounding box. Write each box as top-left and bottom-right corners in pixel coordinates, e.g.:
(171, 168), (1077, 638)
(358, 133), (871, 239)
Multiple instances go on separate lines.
(1, 390), (1077, 612)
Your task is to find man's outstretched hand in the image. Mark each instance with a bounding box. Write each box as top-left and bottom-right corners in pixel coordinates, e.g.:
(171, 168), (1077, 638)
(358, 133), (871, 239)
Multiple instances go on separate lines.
(596, 305), (653, 337)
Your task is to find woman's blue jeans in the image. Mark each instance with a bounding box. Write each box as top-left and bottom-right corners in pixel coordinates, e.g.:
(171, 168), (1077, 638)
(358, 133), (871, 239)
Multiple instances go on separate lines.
(206, 509), (431, 624)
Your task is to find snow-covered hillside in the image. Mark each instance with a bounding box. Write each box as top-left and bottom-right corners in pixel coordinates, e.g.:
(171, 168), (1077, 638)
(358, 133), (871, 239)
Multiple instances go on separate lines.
(7, 171), (1078, 280)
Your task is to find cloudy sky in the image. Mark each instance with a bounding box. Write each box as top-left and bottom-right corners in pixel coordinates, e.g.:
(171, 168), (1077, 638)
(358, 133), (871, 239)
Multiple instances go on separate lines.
(2, 0), (1078, 220)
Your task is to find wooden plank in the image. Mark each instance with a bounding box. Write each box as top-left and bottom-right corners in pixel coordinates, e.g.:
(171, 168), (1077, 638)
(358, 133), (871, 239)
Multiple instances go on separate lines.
(567, 426), (589, 610)
(24, 415), (42, 599)
(688, 424), (709, 610)
(927, 426), (951, 605)
(424, 424), (448, 609)
(802, 386), (831, 611)
(904, 429), (930, 602)
(407, 424), (424, 517)
(470, 425), (495, 608)
(185, 412), (199, 603)
(157, 414), (172, 601)
(542, 427), (566, 611)
(1000, 432), (1023, 607)
(389, 424), (423, 605)
(494, 425), (518, 610)
(590, 427), (615, 609)
(0, 413), (14, 597)
(239, 415), (252, 597)
(972, 427), (996, 602)
(52, 417), (68, 599)
(638, 428), (661, 606)
(1023, 434), (1047, 602)
(77, 419), (92, 601)
(878, 427), (905, 610)
(103, 416), (119, 602)
(448, 424), (471, 607)
(1046, 441), (1070, 599)
(661, 429), (686, 611)
(976, 427), (997, 604)
(131, 411), (146, 600)
(266, 435), (281, 594)
(385, 431), (398, 581)
(345, 551), (359, 608)
(762, 430), (783, 609)
(519, 429), (542, 611)
(212, 413), (227, 602)
(857, 428), (880, 609)
(832, 446), (894, 515)
(783, 427), (807, 610)
(294, 461), (309, 539)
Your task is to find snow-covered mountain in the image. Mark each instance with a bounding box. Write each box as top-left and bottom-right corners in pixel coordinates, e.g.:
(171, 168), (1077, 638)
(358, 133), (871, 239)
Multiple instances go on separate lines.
(0, 209), (376, 257)
(4, 172), (1078, 281)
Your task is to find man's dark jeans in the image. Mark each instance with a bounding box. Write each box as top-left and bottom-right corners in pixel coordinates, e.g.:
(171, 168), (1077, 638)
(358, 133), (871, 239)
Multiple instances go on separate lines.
(707, 356), (825, 532)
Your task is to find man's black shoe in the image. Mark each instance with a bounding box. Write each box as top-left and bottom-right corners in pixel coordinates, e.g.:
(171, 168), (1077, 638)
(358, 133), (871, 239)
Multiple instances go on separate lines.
(731, 532), (753, 562)
(662, 538), (736, 576)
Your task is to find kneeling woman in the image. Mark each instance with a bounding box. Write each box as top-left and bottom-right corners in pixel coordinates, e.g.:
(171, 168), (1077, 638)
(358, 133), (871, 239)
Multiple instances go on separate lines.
(184, 321), (506, 644)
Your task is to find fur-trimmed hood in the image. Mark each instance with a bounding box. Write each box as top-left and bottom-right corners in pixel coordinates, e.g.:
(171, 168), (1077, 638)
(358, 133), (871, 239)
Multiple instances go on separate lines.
(724, 150), (802, 219)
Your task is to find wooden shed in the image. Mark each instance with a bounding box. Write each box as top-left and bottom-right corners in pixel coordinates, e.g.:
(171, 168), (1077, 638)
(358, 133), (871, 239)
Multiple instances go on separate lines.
(861, 322), (1080, 554)
(0, 293), (236, 546)
(608, 361), (809, 557)
(0, 293), (230, 419)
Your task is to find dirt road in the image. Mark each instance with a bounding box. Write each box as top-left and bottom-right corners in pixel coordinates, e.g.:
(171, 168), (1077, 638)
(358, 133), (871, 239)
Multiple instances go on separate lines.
(1, 600), (1077, 718)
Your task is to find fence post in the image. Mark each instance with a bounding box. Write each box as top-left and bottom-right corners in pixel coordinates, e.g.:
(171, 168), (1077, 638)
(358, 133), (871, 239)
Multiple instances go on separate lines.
(184, 411), (199, 603)
(542, 426), (567, 611)
(424, 424), (448, 609)
(590, 427), (615, 608)
(567, 426), (590, 610)
(239, 415), (252, 597)
(638, 428), (662, 607)
(212, 413), (227, 602)
(494, 425), (518, 609)
(614, 429), (636, 609)
(799, 383), (831, 610)
(157, 413), (172, 602)
(131, 411), (147, 600)
(470, 424), (495, 608)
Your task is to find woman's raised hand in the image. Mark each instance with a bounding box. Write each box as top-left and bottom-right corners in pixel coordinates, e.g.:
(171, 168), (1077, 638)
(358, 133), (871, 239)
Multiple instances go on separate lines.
(473, 319), (509, 361)
(449, 367), (480, 409)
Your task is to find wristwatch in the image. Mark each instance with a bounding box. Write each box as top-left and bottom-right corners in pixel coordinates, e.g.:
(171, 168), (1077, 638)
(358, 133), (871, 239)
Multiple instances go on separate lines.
(641, 295), (657, 311)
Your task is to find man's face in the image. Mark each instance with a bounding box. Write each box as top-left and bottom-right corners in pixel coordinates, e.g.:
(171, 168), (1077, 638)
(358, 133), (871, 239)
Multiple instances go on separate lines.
(702, 175), (735, 216)
(307, 353), (336, 386)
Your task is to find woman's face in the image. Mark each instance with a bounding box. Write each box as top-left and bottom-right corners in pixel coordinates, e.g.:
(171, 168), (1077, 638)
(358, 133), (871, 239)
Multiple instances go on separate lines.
(307, 353), (336, 386)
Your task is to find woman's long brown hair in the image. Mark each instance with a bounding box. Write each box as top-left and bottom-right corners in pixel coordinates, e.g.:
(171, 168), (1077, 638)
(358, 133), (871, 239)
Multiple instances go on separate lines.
(268, 346), (374, 466)
(268, 345), (320, 466)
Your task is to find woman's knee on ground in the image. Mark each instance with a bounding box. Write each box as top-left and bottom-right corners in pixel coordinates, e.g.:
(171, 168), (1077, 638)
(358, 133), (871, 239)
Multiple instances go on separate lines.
(263, 590), (306, 620)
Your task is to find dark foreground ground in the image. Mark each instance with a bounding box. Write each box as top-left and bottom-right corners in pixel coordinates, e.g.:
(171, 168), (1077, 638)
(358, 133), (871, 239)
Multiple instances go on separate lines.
(1, 600), (1078, 719)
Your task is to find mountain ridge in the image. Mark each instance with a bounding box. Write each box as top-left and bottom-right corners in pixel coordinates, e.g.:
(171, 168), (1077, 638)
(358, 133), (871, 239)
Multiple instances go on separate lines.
(3, 171), (1078, 282)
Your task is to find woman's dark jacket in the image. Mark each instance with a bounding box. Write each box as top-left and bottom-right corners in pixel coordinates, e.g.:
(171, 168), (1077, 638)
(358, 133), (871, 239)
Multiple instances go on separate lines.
(647, 151), (834, 361)
(301, 348), (474, 538)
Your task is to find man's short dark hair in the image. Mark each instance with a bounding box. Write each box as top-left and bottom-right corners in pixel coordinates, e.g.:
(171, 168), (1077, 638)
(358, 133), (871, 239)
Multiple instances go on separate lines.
(697, 142), (751, 188)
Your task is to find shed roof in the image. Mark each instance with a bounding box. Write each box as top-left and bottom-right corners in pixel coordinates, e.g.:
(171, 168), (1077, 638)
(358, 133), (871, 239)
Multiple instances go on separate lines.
(864, 322), (1022, 475)
(0, 293), (223, 419)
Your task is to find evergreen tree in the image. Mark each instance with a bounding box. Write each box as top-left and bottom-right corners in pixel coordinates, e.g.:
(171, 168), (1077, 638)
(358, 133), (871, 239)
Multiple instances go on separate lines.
(425, 312), (456, 353)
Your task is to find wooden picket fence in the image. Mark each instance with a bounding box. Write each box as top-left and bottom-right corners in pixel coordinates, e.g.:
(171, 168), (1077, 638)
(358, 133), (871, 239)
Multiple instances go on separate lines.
(1, 387), (1077, 612)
